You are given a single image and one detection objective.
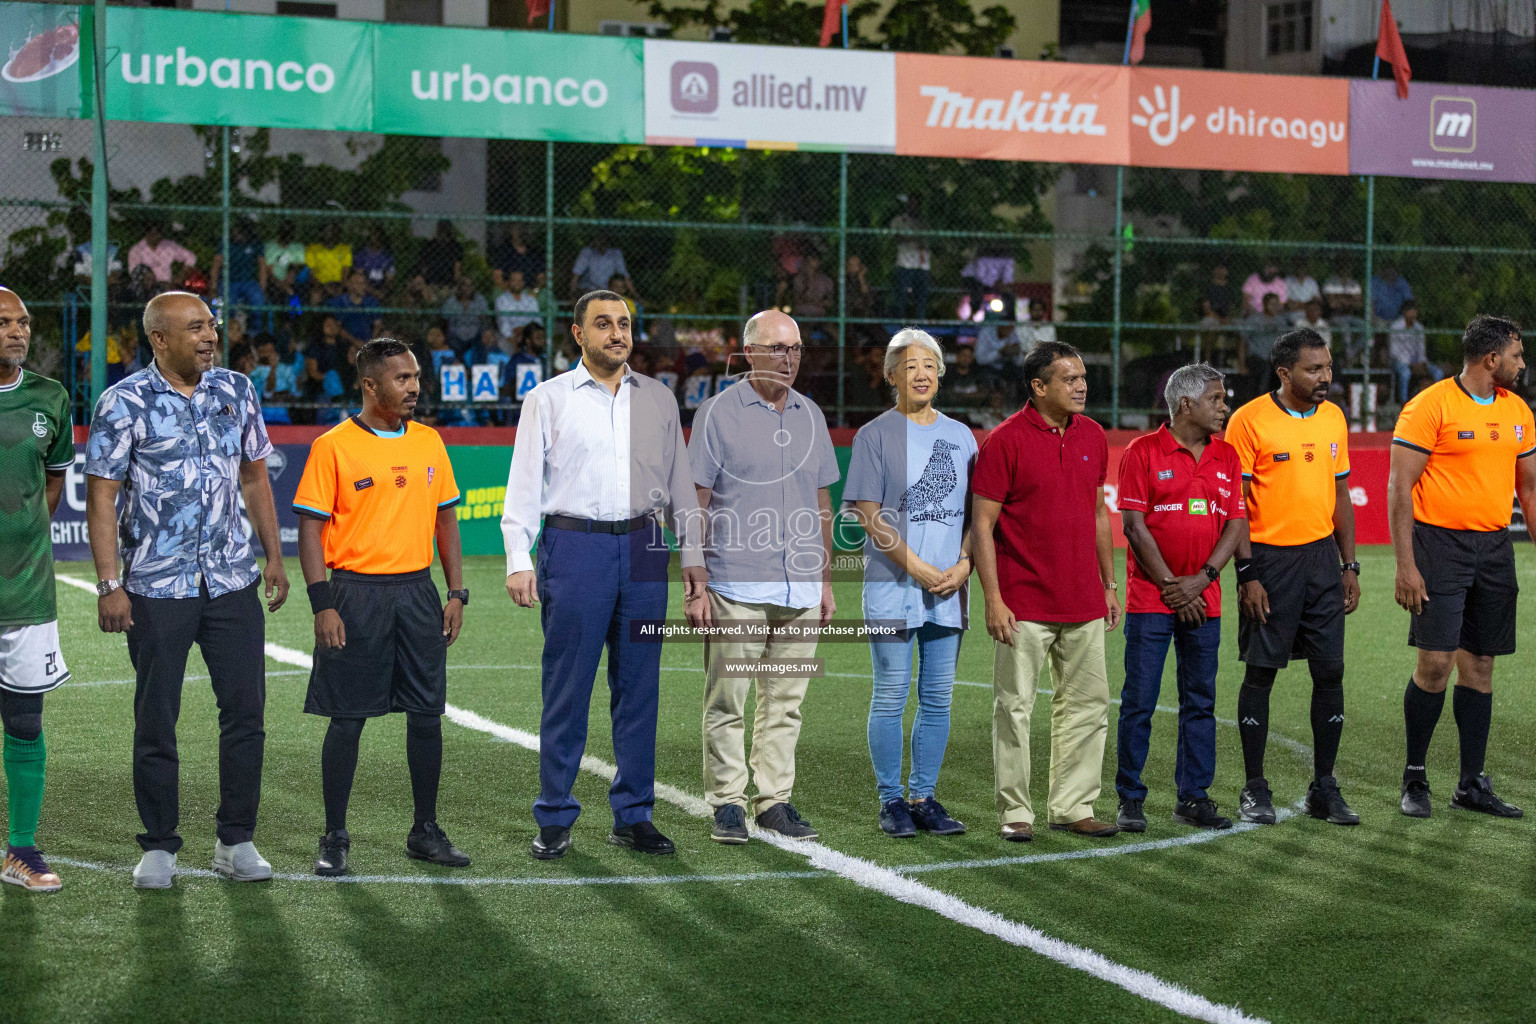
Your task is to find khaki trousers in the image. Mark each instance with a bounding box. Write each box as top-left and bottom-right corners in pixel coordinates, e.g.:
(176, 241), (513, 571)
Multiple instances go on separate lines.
(702, 591), (820, 815)
(992, 619), (1110, 826)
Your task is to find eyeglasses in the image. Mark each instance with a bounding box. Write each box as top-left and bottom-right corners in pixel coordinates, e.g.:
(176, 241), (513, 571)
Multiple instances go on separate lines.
(753, 345), (804, 358)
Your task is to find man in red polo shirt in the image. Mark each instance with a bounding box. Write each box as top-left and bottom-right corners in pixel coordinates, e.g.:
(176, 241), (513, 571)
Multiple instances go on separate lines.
(972, 341), (1121, 842)
(1115, 364), (1247, 834)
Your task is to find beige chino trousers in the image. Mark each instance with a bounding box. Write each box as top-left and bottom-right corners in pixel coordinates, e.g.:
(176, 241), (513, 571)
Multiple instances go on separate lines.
(992, 619), (1111, 826)
(702, 591), (820, 816)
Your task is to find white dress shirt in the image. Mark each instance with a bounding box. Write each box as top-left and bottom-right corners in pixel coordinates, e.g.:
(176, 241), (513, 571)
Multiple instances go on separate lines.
(501, 359), (703, 575)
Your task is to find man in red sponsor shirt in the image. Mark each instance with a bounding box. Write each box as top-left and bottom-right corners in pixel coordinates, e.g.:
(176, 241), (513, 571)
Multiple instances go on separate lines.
(1114, 365), (1248, 833)
(972, 341), (1121, 843)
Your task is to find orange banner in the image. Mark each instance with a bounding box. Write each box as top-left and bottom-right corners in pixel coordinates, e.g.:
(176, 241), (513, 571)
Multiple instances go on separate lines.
(895, 54), (1128, 164)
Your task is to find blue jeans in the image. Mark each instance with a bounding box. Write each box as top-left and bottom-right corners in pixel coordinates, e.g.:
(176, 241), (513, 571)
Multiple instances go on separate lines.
(1393, 359), (1444, 404)
(1115, 613), (1220, 803)
(868, 623), (962, 803)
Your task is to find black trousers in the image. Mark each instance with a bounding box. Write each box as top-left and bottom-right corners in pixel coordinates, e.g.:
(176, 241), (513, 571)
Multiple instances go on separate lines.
(126, 581), (266, 853)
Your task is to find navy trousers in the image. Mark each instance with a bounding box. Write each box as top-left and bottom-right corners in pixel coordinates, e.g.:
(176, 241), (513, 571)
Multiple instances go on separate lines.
(1115, 612), (1220, 803)
(534, 519), (670, 829)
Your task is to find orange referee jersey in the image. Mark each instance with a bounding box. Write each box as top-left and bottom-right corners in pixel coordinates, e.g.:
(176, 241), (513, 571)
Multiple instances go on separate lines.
(1393, 376), (1536, 532)
(1225, 392), (1350, 547)
(292, 417), (461, 574)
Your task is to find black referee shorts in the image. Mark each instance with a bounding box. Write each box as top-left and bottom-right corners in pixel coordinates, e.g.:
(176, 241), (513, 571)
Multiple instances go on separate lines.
(1408, 521), (1518, 657)
(1239, 537), (1345, 668)
(304, 568), (448, 718)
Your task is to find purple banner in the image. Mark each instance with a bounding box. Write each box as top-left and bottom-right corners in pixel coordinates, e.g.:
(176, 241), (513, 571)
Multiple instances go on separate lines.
(1349, 79), (1536, 184)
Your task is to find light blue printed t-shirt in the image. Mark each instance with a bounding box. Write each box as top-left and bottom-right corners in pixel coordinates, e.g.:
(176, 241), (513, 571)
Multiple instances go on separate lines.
(842, 409), (977, 630)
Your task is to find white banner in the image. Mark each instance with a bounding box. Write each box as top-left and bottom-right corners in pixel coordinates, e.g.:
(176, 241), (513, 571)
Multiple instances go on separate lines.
(643, 39), (895, 152)
(470, 364), (501, 403)
(439, 364), (467, 402)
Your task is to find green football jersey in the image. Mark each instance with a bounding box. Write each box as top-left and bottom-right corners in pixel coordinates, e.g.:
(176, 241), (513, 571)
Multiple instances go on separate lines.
(0, 370), (75, 627)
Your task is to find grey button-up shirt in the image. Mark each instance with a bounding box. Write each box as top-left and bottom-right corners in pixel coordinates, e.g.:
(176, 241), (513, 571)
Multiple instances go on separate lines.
(689, 380), (840, 609)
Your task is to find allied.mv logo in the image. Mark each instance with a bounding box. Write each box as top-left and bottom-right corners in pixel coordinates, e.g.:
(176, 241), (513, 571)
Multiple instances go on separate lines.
(1430, 96), (1476, 154)
(1131, 85), (1194, 147)
(671, 61), (718, 115)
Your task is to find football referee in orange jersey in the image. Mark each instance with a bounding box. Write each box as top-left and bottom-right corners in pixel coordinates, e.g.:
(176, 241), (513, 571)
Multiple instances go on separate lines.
(1225, 328), (1361, 827)
(1390, 315), (1536, 819)
(293, 338), (471, 876)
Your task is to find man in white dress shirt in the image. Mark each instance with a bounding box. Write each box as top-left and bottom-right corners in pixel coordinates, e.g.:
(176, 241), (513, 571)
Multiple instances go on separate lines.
(502, 290), (707, 860)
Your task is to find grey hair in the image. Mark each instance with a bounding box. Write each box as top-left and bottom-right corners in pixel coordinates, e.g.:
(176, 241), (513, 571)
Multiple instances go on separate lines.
(884, 328), (946, 381)
(1164, 363), (1225, 415)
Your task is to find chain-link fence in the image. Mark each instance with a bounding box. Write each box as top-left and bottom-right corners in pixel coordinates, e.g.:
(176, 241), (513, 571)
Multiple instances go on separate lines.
(4, 113), (1535, 429)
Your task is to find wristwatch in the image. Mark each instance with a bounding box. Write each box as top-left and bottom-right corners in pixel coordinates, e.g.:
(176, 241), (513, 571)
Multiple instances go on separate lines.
(1201, 564), (1220, 582)
(1102, 581), (1118, 591)
(1340, 562), (1361, 575)
(446, 588), (470, 606)
(96, 578), (121, 597)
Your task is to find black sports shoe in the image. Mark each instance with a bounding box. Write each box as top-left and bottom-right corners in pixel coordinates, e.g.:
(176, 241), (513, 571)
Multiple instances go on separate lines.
(1116, 798), (1147, 833)
(315, 829), (350, 877)
(1304, 775), (1360, 826)
(1400, 776), (1432, 818)
(879, 798), (916, 838)
(531, 825), (571, 860)
(1172, 797), (1233, 830)
(756, 802), (819, 840)
(609, 820), (676, 855)
(406, 821), (472, 866)
(908, 797), (965, 836)
(1238, 778), (1277, 825)
(1450, 774), (1524, 818)
(711, 805), (749, 844)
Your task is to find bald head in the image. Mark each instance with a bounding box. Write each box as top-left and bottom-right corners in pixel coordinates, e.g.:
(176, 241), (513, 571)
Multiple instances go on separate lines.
(143, 291), (219, 382)
(0, 288), (31, 371)
(743, 309), (799, 349)
(143, 290), (208, 338)
(741, 309), (803, 391)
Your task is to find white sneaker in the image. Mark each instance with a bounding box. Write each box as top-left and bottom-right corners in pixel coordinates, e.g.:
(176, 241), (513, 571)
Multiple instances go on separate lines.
(132, 850), (177, 889)
(212, 841), (272, 882)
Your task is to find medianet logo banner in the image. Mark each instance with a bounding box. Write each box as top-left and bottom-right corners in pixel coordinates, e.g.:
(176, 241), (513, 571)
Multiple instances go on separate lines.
(1348, 78), (1536, 185)
(104, 7), (373, 130)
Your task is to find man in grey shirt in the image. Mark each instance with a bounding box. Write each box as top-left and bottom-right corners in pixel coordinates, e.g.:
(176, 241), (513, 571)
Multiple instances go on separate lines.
(689, 310), (839, 845)
(440, 277), (489, 354)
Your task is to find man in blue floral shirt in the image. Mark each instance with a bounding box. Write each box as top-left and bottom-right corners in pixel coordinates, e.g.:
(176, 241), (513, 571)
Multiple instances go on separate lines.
(85, 291), (289, 890)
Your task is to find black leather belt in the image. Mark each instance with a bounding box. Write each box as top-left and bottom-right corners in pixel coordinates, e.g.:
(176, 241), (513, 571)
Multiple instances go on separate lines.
(544, 513), (654, 535)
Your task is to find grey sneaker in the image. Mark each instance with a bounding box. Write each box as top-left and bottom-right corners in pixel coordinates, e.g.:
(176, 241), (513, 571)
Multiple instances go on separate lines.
(711, 805), (749, 845)
(132, 849), (177, 889)
(212, 841), (274, 882)
(755, 802), (818, 840)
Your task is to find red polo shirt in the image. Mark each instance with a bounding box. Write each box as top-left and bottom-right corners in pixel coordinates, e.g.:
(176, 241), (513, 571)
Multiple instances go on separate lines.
(973, 402), (1108, 623)
(1118, 424), (1246, 618)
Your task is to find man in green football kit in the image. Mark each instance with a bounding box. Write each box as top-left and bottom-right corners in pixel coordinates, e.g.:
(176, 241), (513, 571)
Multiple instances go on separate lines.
(0, 288), (75, 892)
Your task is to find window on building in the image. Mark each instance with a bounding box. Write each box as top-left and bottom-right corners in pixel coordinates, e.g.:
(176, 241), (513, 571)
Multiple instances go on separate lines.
(276, 1), (337, 17)
(597, 21), (672, 38)
(1266, 2), (1313, 56)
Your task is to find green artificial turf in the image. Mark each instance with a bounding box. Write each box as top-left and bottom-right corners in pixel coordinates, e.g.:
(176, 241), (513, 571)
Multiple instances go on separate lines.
(2, 547), (1533, 1024)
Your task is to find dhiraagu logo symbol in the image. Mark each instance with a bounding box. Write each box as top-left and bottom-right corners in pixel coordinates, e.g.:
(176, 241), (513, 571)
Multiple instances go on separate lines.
(1131, 85), (1193, 146)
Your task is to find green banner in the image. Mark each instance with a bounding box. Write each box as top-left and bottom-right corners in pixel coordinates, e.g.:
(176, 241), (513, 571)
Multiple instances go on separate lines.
(373, 24), (642, 142)
(103, 7), (372, 130)
(0, 3), (87, 117)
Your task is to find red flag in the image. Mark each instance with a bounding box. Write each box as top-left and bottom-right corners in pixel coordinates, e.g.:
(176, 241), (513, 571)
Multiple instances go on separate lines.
(526, 0), (549, 26)
(1376, 0), (1411, 98)
(819, 0), (844, 47)
(1127, 0), (1151, 65)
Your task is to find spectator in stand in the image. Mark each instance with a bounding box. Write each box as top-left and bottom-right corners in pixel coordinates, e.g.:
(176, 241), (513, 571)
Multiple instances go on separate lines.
(249, 334), (296, 425)
(945, 340), (998, 424)
(327, 269), (382, 347)
(1389, 300), (1442, 404)
(306, 314), (345, 395)
(513, 322), (546, 372)
(1292, 297), (1333, 348)
(220, 220), (267, 317)
(1322, 258), (1366, 365)
(304, 222), (352, 297)
(488, 224), (546, 291)
(787, 252), (834, 318)
(607, 273), (640, 317)
(1241, 292), (1289, 394)
(961, 249), (1015, 315)
(1198, 264), (1237, 324)
(1370, 263), (1414, 325)
(1283, 257), (1321, 313)
(889, 195), (932, 321)
(351, 226), (395, 298)
(441, 276), (489, 354)
(494, 269), (541, 341)
(845, 255), (876, 318)
(127, 225), (197, 285)
(423, 322), (458, 376)
(230, 342), (257, 378)
(570, 233), (632, 298)
(263, 221), (306, 303)
(416, 220), (464, 298)
(1241, 259), (1287, 316)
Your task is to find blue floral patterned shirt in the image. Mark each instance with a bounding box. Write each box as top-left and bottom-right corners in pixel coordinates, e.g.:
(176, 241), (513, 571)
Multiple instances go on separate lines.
(85, 361), (273, 599)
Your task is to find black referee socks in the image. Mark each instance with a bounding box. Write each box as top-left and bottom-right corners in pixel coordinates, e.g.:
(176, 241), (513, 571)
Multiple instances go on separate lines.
(1237, 665), (1277, 782)
(1308, 662), (1345, 779)
(1452, 685), (1493, 788)
(1403, 677), (1445, 782)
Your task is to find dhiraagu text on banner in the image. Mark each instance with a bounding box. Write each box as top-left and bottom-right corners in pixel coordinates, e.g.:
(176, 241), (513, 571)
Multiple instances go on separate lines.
(0, 3), (87, 118)
(373, 25), (642, 142)
(104, 7), (372, 130)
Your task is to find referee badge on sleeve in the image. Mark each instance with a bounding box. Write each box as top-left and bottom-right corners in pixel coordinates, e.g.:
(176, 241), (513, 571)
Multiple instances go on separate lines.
(428, 466), (435, 485)
(1330, 442), (1338, 458)
(1518, 426), (1525, 442)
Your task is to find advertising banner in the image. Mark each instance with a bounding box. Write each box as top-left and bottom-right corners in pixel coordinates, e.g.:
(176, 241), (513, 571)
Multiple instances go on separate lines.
(1126, 67), (1350, 175)
(895, 55), (1127, 164)
(373, 24), (642, 142)
(643, 39), (896, 151)
(0, 3), (87, 118)
(1348, 78), (1536, 184)
(103, 7), (373, 130)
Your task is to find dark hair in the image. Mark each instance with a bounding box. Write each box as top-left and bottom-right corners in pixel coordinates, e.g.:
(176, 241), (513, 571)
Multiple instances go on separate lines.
(1399, 299), (1416, 314)
(229, 343), (254, 366)
(1463, 314), (1522, 362)
(574, 289), (627, 326)
(357, 337), (413, 383)
(1021, 340), (1082, 390)
(1271, 328), (1330, 371)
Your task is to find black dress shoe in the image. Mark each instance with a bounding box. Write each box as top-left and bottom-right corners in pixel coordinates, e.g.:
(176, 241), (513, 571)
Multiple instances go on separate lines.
(609, 820), (675, 855)
(531, 825), (572, 860)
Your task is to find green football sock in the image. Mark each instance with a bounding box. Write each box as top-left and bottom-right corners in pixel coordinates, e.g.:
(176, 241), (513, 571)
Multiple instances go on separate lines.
(4, 730), (46, 849)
